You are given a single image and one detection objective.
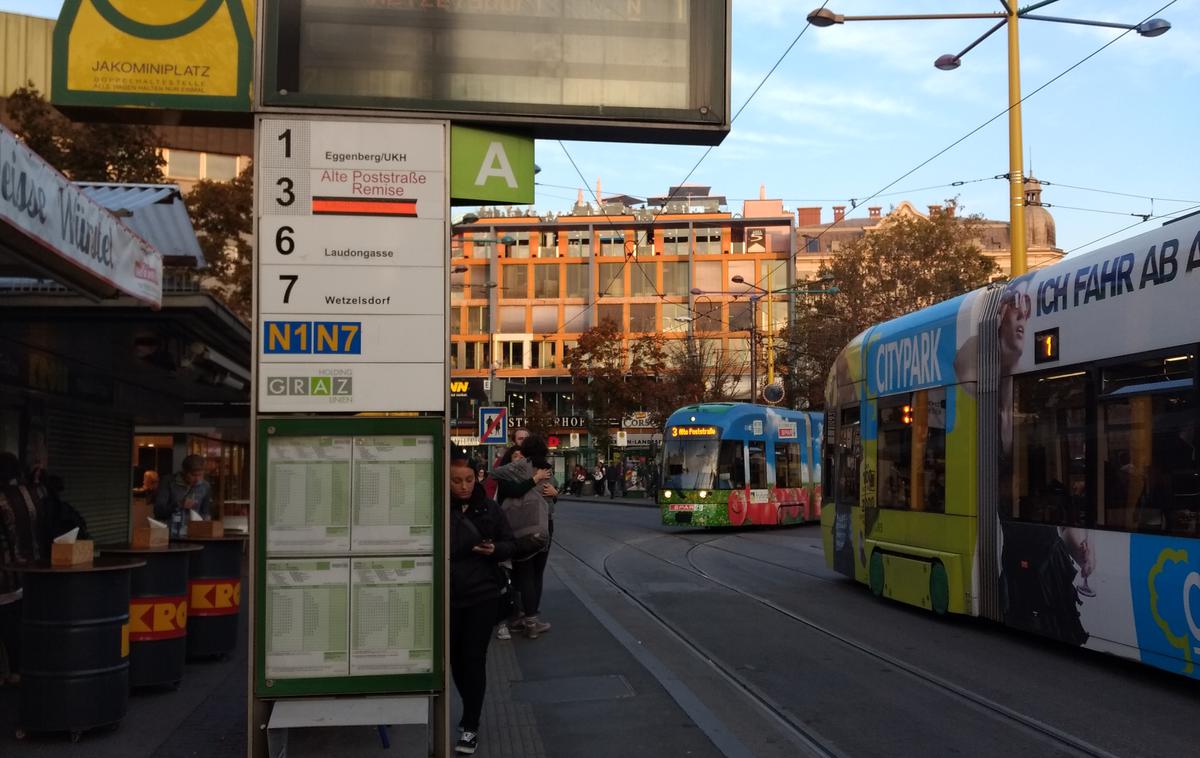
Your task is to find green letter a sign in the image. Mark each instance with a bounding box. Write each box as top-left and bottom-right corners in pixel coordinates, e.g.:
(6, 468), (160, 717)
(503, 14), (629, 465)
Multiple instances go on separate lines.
(450, 126), (534, 205)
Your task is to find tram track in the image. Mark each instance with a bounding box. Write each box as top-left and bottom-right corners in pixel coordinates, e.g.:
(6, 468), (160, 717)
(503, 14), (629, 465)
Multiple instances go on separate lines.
(554, 518), (1124, 758)
(553, 538), (846, 758)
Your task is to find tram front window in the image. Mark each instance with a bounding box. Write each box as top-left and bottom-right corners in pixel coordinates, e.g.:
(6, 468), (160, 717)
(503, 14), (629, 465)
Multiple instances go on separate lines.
(663, 439), (746, 490)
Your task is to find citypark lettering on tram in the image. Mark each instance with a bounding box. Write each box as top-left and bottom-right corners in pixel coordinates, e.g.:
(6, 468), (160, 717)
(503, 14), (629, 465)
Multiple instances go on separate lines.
(822, 211), (1200, 680)
(659, 403), (822, 527)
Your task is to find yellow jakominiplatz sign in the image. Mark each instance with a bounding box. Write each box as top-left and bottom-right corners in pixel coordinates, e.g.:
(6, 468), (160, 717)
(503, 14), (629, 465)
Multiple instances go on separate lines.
(52, 0), (254, 111)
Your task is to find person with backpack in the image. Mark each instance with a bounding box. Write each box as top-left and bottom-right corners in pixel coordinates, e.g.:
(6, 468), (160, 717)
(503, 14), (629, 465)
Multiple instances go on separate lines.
(490, 436), (556, 640)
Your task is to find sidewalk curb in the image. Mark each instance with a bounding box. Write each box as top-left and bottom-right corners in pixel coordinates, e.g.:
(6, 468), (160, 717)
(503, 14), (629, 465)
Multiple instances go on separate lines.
(558, 495), (657, 509)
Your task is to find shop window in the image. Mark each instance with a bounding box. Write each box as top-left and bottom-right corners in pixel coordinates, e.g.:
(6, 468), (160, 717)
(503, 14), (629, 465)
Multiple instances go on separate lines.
(597, 303), (623, 329)
(695, 229), (722, 254)
(502, 264), (529, 298)
(662, 303), (689, 333)
(729, 301), (754, 333)
(506, 232), (531, 259)
(533, 265), (560, 298)
(729, 260), (754, 291)
(663, 261), (689, 296)
(694, 261), (721, 292)
(562, 306), (586, 333)
(166, 149), (201, 179)
(532, 341), (558, 369)
(450, 307), (462, 334)
(630, 262), (660, 296)
(465, 305), (489, 335)
(629, 303), (656, 333)
(531, 305), (557, 333)
(599, 235), (625, 257)
(206, 153), (238, 181)
(566, 233), (591, 258)
(662, 231), (689, 255)
(565, 264), (588, 298)
(1009, 372), (1091, 525)
(599, 262), (624, 296)
(499, 341), (525, 369)
(693, 302), (722, 333)
(498, 306), (525, 333)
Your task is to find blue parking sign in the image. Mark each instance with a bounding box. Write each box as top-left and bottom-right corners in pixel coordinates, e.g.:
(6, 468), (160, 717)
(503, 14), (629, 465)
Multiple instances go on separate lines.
(479, 407), (508, 444)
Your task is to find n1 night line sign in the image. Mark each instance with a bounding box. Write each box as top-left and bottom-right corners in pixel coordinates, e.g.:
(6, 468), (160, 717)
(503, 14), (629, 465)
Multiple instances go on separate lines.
(256, 117), (447, 413)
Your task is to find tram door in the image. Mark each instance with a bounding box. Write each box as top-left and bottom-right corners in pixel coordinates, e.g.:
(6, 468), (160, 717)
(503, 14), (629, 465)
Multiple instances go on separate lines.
(831, 406), (861, 577)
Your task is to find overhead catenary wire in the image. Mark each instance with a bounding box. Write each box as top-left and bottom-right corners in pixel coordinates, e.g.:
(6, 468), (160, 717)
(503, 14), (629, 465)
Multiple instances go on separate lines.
(788, 0), (1181, 270)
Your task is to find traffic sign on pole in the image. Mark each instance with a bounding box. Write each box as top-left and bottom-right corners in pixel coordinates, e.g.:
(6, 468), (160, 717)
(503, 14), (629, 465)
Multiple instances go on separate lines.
(479, 407), (508, 445)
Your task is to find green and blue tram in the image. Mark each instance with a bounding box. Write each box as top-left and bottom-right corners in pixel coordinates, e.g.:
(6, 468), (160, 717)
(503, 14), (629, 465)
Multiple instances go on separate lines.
(823, 211), (1200, 680)
(659, 403), (823, 527)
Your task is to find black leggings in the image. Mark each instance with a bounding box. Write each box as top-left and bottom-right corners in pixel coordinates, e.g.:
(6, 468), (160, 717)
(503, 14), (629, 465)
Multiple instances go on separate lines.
(512, 520), (552, 617)
(449, 598), (499, 732)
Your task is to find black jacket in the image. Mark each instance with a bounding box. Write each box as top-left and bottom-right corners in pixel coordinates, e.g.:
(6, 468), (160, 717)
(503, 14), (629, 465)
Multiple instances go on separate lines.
(450, 484), (516, 609)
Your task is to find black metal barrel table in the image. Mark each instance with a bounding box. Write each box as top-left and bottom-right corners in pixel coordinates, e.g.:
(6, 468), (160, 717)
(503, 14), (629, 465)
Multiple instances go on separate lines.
(178, 534), (247, 658)
(103, 544), (204, 689)
(7, 556), (145, 742)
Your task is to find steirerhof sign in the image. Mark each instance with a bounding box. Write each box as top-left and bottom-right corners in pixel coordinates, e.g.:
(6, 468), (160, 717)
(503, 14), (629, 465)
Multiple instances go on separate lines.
(0, 124), (162, 306)
(52, 0), (255, 111)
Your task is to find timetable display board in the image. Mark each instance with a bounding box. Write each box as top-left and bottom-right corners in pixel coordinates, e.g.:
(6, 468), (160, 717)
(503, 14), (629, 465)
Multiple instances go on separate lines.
(256, 116), (447, 413)
(255, 417), (444, 697)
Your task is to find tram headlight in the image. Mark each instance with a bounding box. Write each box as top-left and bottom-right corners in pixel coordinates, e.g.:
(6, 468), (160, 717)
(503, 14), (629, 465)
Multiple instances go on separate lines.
(699, 490), (709, 499)
(663, 490), (672, 499)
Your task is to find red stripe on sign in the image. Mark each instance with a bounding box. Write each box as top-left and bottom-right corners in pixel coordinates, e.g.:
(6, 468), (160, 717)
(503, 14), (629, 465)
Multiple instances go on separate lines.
(311, 196), (418, 217)
(189, 579), (241, 617)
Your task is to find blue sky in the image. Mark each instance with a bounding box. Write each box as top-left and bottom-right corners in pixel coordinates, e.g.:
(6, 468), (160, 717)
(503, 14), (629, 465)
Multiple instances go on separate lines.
(8, 0), (1197, 255)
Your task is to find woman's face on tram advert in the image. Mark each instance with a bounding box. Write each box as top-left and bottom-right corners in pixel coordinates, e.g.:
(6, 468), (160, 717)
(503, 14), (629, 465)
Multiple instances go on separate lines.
(998, 282), (1031, 372)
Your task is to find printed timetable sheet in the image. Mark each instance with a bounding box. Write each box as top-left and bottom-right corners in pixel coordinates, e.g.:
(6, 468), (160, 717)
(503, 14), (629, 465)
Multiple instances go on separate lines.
(350, 557), (434, 675)
(351, 436), (435, 553)
(265, 559), (350, 679)
(266, 436), (352, 553)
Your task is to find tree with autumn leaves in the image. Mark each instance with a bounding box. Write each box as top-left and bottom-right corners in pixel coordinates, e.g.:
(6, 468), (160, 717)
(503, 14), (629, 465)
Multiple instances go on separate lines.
(565, 319), (746, 453)
(775, 202), (999, 408)
(6, 85), (253, 320)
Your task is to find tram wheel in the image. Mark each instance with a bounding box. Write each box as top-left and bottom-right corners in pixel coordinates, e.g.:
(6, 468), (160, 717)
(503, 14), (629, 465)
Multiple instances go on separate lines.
(929, 562), (950, 615)
(868, 551), (885, 597)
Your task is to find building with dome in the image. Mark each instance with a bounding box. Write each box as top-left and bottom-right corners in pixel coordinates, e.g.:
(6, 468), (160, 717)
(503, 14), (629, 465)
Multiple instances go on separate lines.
(793, 176), (1064, 280)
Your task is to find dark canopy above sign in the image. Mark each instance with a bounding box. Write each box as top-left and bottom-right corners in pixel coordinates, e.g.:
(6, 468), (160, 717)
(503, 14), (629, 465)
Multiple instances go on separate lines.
(263, 0), (730, 145)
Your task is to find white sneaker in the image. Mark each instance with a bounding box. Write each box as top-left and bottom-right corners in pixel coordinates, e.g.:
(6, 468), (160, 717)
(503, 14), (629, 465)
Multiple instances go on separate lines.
(496, 623), (511, 640)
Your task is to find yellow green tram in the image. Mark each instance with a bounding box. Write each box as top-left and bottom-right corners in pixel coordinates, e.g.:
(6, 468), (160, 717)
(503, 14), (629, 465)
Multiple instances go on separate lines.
(822, 212), (1200, 680)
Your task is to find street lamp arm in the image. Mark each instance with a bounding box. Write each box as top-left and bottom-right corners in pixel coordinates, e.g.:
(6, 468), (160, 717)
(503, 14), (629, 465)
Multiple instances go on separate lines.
(1020, 14), (1169, 35)
(808, 10), (1005, 25)
(938, 19), (1007, 69)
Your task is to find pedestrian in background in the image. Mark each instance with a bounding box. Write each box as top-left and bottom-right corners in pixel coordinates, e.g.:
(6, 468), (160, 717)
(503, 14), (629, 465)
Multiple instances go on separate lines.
(155, 455), (212, 538)
(449, 452), (514, 755)
(0, 452), (42, 686)
(605, 459), (623, 499)
(593, 463), (606, 498)
(485, 428), (529, 501)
